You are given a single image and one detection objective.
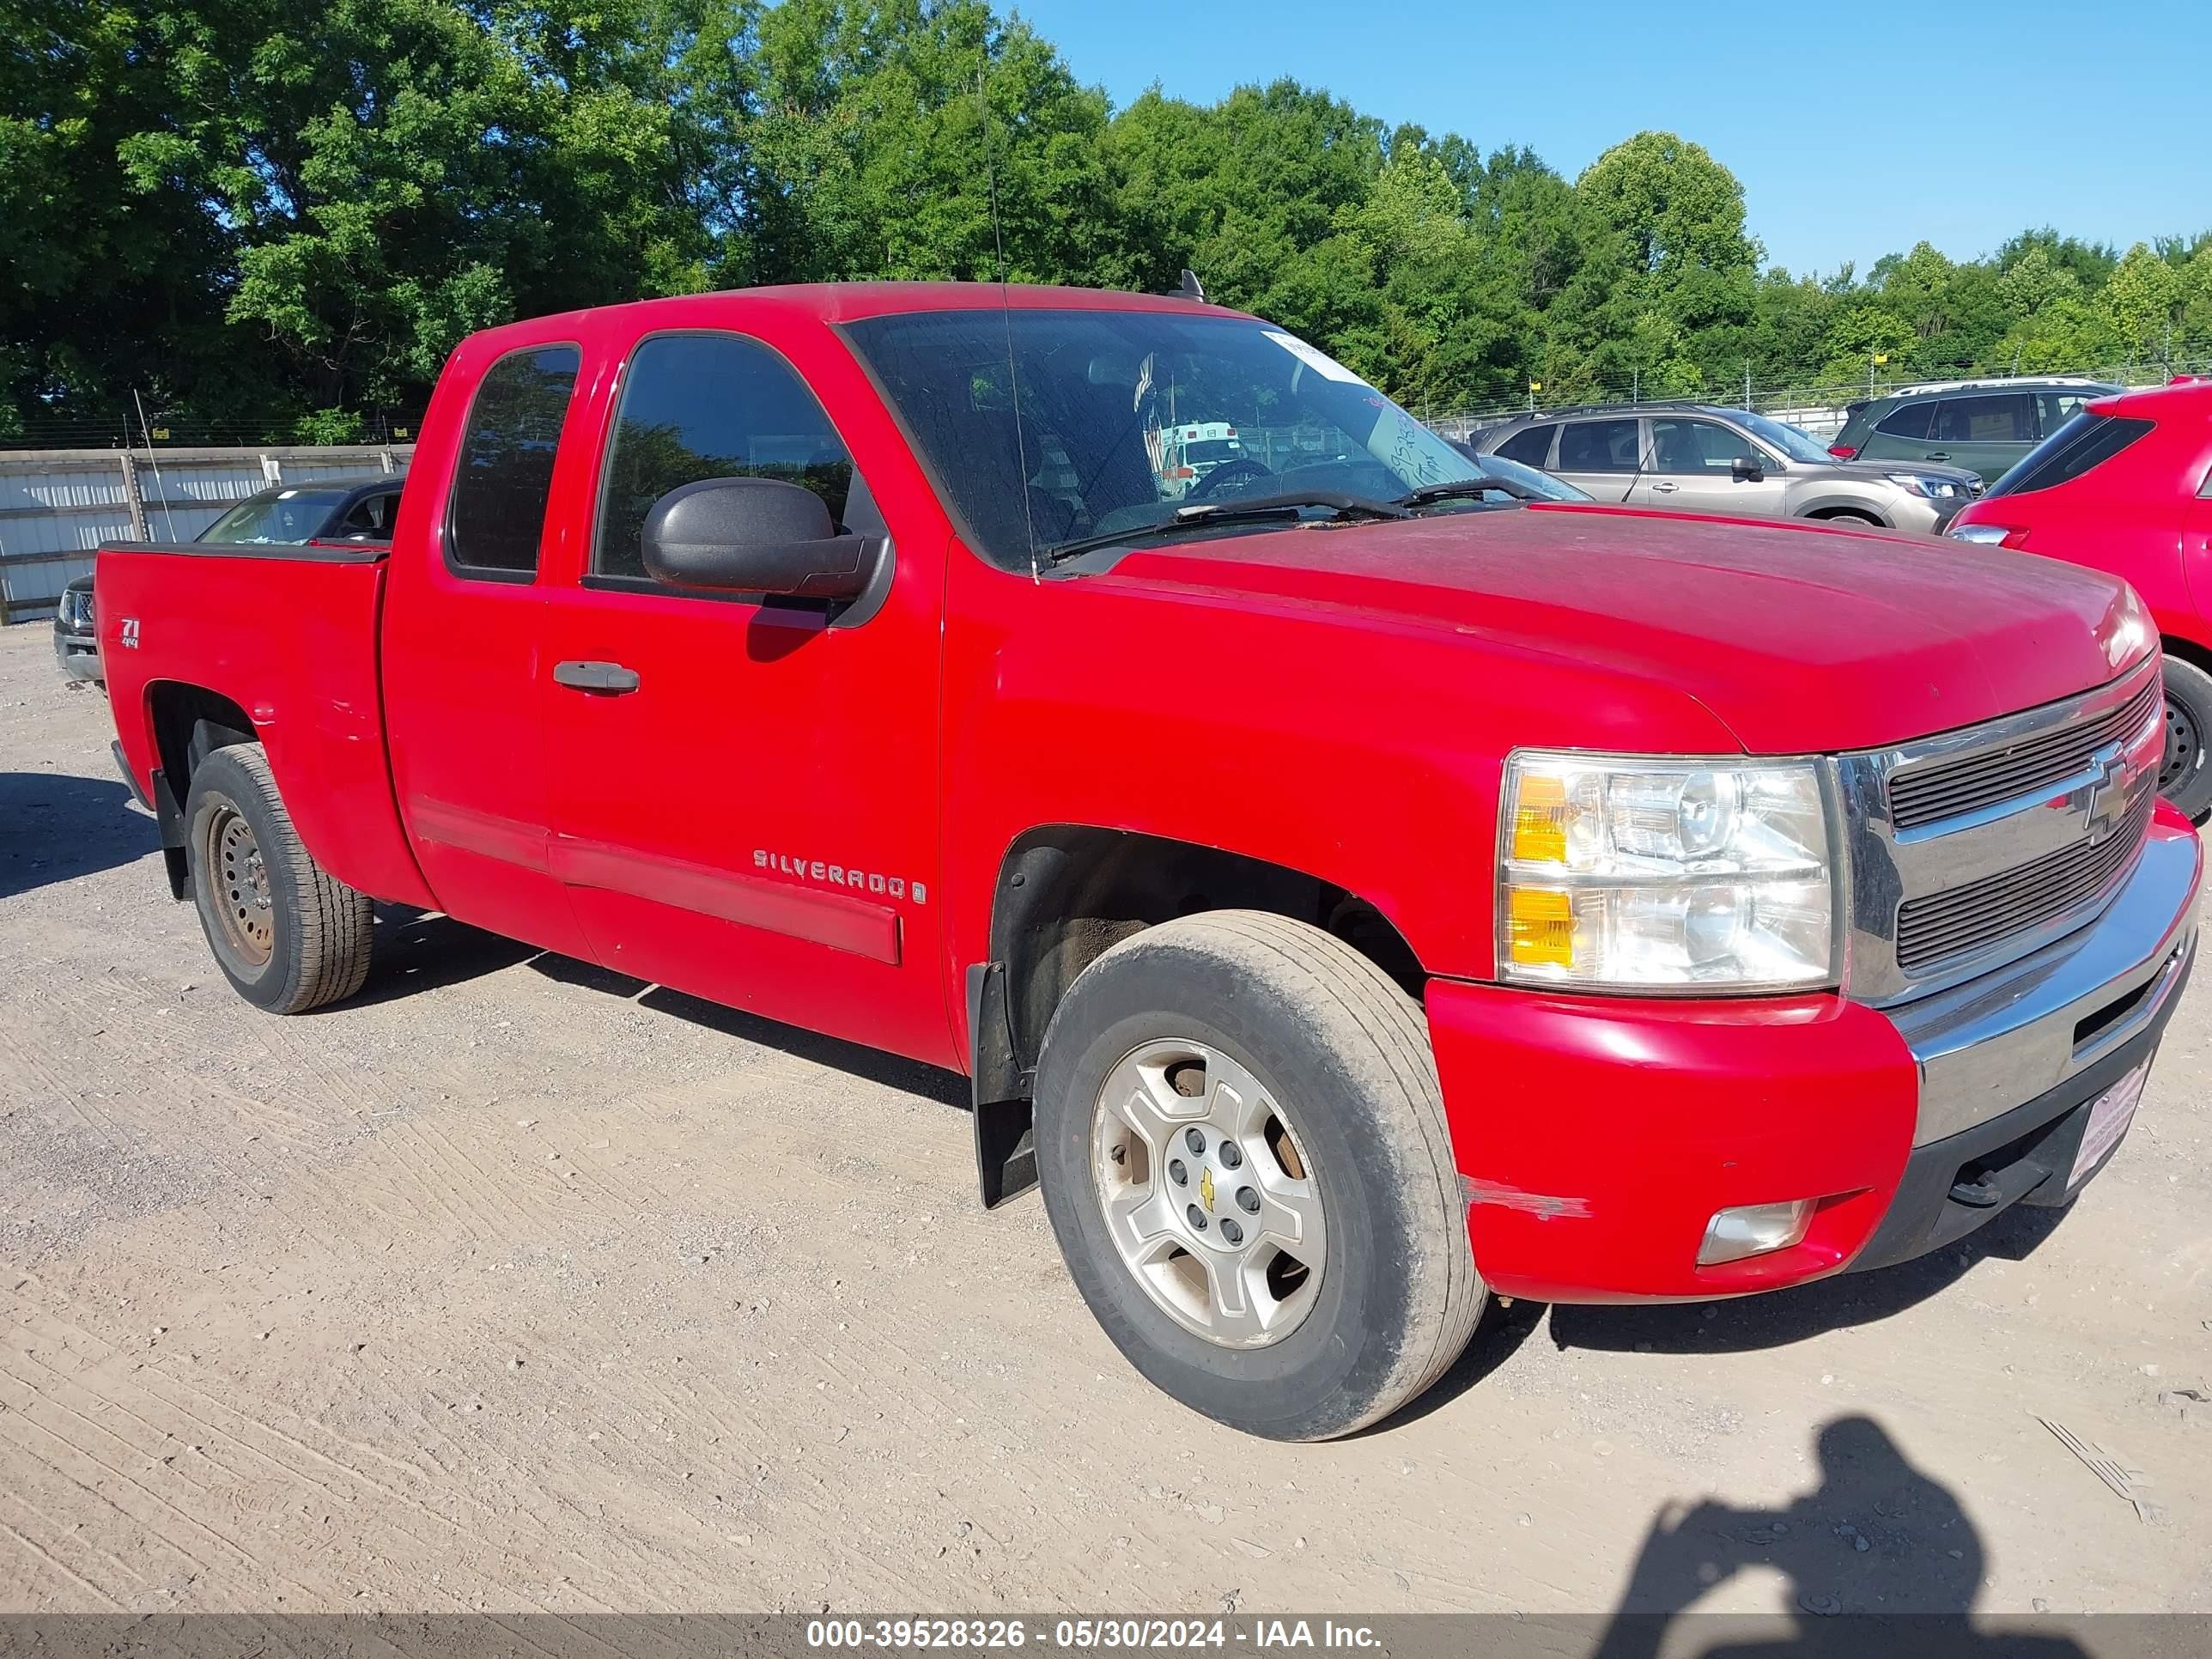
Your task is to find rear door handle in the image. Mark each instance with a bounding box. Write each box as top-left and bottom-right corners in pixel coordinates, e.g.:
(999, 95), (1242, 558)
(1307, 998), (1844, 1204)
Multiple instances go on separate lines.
(1650, 481), (1679, 492)
(1924, 451), (1951, 461)
(553, 660), (641, 695)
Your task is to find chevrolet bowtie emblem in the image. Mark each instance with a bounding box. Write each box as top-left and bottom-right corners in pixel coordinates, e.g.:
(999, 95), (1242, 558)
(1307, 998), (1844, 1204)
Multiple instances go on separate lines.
(1200, 1166), (1215, 1213)
(2081, 743), (2129, 842)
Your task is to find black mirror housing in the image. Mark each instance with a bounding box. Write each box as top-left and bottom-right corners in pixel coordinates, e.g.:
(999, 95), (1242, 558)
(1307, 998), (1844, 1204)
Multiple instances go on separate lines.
(1731, 456), (1765, 483)
(641, 477), (872, 599)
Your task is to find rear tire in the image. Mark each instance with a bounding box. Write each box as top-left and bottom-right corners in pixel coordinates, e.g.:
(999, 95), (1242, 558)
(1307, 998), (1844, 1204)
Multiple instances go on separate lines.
(1033, 910), (1483, 1440)
(183, 744), (373, 1012)
(2160, 653), (2212, 823)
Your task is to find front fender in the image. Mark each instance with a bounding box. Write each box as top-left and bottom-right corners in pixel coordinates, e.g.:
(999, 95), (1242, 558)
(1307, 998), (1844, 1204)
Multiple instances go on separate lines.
(938, 551), (1742, 1036)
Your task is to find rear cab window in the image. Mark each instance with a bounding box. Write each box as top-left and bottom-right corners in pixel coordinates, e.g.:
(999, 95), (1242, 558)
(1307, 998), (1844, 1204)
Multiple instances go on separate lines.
(447, 344), (583, 580)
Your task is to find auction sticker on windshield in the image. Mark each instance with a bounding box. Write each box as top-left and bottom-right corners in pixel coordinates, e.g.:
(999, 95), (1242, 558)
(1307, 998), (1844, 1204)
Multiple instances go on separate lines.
(1264, 330), (1367, 385)
(2070, 1060), (2149, 1188)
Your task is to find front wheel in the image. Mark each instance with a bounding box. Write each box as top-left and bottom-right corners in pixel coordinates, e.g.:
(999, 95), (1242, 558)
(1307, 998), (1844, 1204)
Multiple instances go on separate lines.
(184, 744), (374, 1012)
(1033, 911), (1484, 1440)
(2160, 653), (2212, 822)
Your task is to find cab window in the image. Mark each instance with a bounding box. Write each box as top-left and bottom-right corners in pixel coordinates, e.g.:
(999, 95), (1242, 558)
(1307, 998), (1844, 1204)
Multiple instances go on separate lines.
(1650, 419), (1752, 473)
(335, 490), (399, 539)
(447, 345), (580, 578)
(594, 333), (854, 582)
(1874, 401), (1935, 441)
(1495, 424), (1556, 467)
(1931, 393), (2033, 444)
(1558, 418), (1640, 472)
(2038, 390), (2100, 434)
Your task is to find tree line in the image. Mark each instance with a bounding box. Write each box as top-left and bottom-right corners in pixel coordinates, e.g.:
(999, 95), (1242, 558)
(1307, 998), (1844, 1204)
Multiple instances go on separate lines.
(6, 0), (2209, 444)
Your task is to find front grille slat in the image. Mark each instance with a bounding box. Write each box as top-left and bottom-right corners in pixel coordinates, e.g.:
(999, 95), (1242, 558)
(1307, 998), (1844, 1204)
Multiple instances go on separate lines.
(1893, 791), (2153, 974)
(1888, 679), (2159, 831)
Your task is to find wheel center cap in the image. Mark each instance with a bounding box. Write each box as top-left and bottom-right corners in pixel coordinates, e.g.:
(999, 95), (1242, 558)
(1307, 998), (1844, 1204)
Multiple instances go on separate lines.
(1199, 1164), (1215, 1215)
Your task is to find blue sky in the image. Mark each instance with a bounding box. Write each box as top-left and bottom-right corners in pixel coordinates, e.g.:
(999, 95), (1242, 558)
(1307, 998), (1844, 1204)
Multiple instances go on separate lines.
(1009, 0), (2212, 277)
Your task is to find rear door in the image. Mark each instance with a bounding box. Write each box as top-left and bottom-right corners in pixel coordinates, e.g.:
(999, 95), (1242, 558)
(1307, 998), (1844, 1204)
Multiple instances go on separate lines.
(1923, 392), (2037, 483)
(537, 318), (955, 1067)
(1636, 417), (1788, 517)
(383, 338), (595, 958)
(1553, 417), (1644, 500)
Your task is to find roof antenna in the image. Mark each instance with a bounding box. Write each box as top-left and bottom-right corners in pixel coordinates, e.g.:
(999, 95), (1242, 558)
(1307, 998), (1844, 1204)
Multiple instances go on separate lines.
(977, 64), (1041, 584)
(131, 388), (179, 541)
(1175, 269), (1206, 303)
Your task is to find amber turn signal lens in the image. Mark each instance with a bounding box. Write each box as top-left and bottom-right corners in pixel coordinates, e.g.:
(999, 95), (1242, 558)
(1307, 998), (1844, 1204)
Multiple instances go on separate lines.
(1511, 773), (1570, 865)
(1506, 887), (1574, 969)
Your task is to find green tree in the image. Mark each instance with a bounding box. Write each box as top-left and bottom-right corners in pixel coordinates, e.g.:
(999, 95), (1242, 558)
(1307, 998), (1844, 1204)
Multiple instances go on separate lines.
(740, 0), (1121, 288)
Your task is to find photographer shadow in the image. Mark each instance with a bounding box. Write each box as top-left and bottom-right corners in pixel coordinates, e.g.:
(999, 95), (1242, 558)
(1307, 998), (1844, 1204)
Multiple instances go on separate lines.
(1591, 1414), (2087, 1659)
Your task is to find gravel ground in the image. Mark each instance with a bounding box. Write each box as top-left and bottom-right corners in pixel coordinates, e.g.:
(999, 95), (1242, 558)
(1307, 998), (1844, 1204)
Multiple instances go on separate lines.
(3, 619), (2209, 1620)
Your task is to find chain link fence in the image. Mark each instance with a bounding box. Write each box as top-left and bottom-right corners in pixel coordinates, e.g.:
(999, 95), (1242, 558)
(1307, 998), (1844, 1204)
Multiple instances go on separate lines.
(1417, 349), (2212, 444)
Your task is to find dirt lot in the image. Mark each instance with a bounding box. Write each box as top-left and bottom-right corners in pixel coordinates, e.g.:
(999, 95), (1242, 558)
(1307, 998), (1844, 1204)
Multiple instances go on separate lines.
(3, 618), (2209, 1620)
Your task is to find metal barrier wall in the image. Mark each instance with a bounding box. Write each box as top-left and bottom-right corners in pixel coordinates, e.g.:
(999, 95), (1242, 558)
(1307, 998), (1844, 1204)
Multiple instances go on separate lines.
(0, 446), (414, 622)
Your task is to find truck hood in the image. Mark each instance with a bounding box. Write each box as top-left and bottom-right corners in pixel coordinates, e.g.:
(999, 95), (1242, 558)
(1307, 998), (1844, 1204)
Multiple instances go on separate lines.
(1099, 503), (2145, 754)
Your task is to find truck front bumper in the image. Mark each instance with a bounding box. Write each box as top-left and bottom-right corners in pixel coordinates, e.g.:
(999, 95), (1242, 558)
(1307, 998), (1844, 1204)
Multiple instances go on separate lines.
(1427, 803), (2202, 1304)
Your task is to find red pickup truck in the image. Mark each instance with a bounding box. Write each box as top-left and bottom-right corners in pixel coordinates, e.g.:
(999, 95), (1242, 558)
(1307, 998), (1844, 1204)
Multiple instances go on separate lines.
(97, 284), (2203, 1441)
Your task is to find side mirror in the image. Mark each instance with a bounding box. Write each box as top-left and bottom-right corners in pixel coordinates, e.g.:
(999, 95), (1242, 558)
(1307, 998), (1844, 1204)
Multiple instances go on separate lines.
(641, 477), (871, 599)
(1731, 456), (1765, 483)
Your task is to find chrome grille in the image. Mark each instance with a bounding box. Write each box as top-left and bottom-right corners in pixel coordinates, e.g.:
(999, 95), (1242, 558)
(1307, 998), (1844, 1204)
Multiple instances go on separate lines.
(1889, 678), (2160, 830)
(1893, 790), (2154, 975)
(1838, 659), (2165, 1005)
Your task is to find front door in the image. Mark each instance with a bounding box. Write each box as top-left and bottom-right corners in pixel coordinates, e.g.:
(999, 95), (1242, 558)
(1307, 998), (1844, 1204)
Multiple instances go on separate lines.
(1635, 417), (1789, 517)
(538, 324), (955, 1068)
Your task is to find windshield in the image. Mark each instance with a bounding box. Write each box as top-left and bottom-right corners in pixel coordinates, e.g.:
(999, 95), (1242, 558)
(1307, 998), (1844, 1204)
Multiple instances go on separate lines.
(1457, 447), (1591, 501)
(198, 489), (349, 544)
(1735, 410), (1832, 465)
(842, 310), (1480, 568)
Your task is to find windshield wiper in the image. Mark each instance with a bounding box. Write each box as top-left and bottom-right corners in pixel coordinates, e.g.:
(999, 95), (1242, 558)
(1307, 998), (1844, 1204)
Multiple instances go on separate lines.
(1396, 476), (1541, 507)
(1040, 490), (1411, 566)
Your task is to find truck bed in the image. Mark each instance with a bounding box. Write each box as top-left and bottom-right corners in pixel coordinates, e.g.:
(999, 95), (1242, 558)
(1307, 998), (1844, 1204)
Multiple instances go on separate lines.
(97, 538), (435, 909)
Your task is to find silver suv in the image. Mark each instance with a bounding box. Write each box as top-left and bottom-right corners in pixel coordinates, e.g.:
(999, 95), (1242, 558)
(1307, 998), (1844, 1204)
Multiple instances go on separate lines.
(1469, 402), (1982, 534)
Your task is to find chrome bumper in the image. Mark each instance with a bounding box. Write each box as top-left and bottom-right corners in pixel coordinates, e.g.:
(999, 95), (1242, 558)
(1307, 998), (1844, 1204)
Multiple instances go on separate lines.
(1886, 818), (2203, 1146)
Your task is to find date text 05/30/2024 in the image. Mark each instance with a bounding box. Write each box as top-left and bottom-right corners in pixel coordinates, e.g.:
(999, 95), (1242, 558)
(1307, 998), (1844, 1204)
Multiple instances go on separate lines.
(805, 1620), (1380, 1650)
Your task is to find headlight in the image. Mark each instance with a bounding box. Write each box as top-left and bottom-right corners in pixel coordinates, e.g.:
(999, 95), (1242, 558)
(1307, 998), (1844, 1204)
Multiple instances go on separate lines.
(1498, 753), (1838, 992)
(1886, 471), (1963, 499)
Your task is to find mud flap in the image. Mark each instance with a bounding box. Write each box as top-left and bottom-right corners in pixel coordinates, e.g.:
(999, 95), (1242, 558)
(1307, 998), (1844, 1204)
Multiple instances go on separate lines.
(968, 961), (1037, 1208)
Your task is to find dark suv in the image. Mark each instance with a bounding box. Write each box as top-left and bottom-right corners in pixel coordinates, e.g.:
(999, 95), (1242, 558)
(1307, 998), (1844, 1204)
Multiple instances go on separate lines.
(1829, 380), (2122, 483)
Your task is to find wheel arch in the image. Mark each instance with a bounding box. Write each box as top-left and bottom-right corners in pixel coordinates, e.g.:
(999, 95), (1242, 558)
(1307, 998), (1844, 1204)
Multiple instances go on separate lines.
(1797, 500), (1890, 526)
(143, 680), (258, 898)
(2161, 630), (2212, 681)
(967, 823), (1424, 1208)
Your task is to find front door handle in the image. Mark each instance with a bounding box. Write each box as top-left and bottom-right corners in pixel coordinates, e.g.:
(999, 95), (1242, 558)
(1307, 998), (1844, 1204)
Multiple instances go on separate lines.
(1924, 451), (1951, 461)
(553, 660), (641, 695)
